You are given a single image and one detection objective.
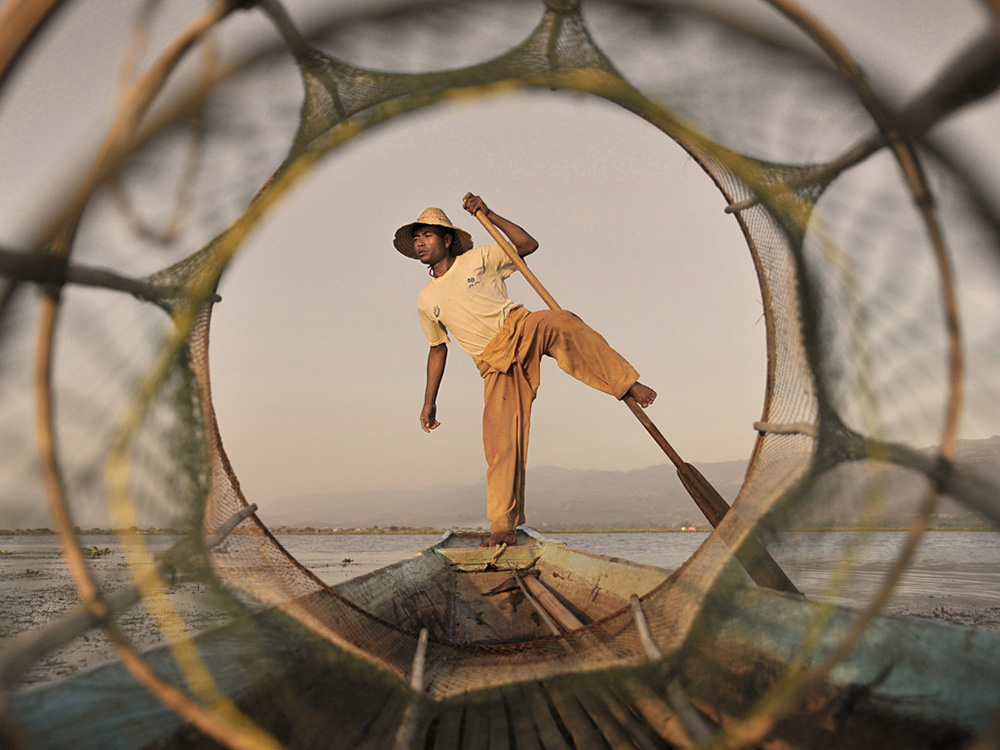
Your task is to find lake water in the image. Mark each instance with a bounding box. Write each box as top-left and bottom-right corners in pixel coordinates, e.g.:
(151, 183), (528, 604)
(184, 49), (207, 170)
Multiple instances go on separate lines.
(264, 529), (1000, 609)
(3, 529), (998, 608)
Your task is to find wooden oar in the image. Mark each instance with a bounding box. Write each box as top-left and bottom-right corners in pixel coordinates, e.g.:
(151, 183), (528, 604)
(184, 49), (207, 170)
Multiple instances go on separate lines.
(474, 209), (801, 596)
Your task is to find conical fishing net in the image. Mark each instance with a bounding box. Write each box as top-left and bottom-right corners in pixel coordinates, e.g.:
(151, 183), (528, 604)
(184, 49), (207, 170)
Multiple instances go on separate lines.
(2, 1), (1000, 748)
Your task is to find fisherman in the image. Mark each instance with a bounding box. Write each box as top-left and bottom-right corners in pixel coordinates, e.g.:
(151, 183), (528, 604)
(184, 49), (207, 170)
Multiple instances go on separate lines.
(394, 193), (656, 547)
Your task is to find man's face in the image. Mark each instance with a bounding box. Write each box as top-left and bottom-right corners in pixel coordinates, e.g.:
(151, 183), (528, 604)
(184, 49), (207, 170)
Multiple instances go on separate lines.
(412, 225), (452, 265)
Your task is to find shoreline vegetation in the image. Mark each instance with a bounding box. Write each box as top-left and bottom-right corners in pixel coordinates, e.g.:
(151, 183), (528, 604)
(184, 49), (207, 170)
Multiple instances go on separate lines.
(1, 524), (995, 536)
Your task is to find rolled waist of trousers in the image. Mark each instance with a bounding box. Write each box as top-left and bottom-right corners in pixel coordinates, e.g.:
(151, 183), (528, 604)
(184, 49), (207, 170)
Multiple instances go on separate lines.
(474, 306), (532, 377)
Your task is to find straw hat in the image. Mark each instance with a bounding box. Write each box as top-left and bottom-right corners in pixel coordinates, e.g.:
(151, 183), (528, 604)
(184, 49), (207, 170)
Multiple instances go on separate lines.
(393, 207), (474, 259)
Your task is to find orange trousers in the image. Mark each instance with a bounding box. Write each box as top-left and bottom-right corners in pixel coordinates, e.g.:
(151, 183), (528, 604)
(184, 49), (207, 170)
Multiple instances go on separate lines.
(474, 308), (639, 533)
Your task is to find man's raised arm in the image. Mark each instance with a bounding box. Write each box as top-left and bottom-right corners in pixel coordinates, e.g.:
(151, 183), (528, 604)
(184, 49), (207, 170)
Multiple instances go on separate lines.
(462, 193), (538, 257)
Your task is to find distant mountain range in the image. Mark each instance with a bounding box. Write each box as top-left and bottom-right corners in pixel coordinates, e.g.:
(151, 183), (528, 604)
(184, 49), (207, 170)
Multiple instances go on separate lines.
(263, 460), (750, 531)
(263, 436), (1000, 530)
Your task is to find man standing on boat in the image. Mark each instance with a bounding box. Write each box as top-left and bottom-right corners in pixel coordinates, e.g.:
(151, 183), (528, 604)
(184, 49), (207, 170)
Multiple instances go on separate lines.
(394, 193), (656, 547)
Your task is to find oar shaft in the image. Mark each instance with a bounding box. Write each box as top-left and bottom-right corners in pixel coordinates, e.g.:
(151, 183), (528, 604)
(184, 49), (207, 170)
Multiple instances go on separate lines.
(473, 208), (801, 596)
(623, 394), (685, 468)
(474, 210), (562, 311)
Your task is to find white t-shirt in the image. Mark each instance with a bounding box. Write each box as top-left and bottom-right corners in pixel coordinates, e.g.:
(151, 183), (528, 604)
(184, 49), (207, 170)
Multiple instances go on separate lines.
(417, 244), (521, 358)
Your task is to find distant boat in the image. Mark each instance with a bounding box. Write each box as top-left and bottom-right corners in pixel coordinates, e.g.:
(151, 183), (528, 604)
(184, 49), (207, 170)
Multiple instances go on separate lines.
(9, 529), (1000, 749)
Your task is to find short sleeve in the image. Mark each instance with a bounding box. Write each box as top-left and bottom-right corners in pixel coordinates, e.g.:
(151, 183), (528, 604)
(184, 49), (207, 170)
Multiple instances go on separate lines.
(418, 305), (449, 347)
(480, 243), (516, 279)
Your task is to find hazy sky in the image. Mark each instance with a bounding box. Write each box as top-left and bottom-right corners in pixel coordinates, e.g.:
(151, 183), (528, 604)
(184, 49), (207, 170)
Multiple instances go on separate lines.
(1, 0), (998, 524)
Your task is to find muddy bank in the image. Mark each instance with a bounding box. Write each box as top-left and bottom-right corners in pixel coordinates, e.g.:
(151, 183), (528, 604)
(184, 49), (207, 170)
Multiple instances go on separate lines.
(0, 537), (234, 688)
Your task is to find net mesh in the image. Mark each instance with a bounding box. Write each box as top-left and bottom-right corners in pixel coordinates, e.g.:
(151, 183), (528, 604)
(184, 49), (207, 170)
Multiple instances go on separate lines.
(2, 0), (999, 747)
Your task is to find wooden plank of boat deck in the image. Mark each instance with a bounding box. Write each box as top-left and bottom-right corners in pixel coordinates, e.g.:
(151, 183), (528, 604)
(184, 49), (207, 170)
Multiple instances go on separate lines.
(462, 695), (491, 748)
(519, 681), (574, 750)
(449, 689), (512, 750)
(501, 684), (542, 750)
(353, 689), (410, 750)
(488, 692), (511, 750)
(545, 682), (609, 750)
(571, 683), (644, 749)
(433, 698), (466, 750)
(593, 687), (663, 750)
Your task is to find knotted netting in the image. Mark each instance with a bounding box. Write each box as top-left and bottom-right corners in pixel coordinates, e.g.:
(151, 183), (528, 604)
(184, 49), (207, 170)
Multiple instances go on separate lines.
(1, 0), (999, 747)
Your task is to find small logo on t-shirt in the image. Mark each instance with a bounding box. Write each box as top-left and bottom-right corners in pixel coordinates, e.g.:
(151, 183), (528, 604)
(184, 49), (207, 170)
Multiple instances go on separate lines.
(433, 305), (441, 318)
(467, 276), (479, 288)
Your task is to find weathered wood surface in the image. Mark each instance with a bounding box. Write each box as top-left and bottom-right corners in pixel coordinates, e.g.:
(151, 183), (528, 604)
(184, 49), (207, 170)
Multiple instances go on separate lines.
(683, 586), (1000, 738)
(6, 609), (411, 750)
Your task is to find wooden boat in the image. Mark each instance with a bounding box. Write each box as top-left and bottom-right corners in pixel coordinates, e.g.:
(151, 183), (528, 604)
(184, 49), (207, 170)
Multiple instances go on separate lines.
(7, 528), (1000, 749)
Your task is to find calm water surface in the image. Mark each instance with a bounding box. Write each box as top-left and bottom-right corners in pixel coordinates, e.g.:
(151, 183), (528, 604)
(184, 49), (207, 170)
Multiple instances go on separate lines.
(272, 530), (1000, 606)
(3, 530), (997, 604)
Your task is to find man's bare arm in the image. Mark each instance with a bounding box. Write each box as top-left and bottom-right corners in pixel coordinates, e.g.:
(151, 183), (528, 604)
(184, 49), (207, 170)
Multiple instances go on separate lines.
(462, 193), (538, 257)
(420, 343), (447, 432)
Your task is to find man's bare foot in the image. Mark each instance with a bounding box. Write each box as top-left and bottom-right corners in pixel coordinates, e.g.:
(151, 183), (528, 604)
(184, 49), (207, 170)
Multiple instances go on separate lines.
(480, 531), (517, 548)
(626, 382), (656, 408)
